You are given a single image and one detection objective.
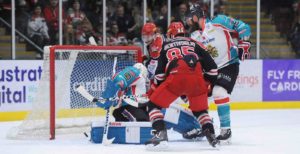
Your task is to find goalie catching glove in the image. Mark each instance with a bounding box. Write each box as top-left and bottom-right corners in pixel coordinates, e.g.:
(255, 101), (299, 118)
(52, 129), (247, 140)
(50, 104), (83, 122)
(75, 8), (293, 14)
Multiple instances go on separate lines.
(237, 40), (251, 61)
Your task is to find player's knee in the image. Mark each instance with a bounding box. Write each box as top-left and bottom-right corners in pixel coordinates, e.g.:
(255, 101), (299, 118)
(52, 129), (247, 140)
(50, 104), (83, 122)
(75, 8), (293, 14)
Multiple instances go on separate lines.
(146, 101), (162, 112)
(135, 111), (150, 121)
(212, 85), (230, 105)
(192, 110), (208, 118)
(212, 85), (228, 99)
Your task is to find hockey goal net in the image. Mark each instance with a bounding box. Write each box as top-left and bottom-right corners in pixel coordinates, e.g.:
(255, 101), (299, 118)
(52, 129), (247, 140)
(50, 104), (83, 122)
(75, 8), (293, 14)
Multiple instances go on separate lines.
(7, 45), (143, 140)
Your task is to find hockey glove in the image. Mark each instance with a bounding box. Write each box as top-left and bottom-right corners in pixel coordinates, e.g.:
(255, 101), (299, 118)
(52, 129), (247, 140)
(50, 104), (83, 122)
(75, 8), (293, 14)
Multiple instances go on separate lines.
(96, 99), (117, 110)
(238, 40), (251, 61)
(146, 83), (158, 97)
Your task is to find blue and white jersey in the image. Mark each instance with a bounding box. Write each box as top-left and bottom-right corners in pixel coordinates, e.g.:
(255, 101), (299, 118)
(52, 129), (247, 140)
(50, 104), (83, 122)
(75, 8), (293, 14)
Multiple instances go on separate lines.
(190, 15), (251, 67)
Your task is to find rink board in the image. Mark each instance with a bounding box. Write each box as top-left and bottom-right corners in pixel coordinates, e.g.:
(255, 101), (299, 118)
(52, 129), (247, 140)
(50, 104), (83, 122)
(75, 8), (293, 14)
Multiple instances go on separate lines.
(1, 60), (300, 121)
(1, 102), (300, 121)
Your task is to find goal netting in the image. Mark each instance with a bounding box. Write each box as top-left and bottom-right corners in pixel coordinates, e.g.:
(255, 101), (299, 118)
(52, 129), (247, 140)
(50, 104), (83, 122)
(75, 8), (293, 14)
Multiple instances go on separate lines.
(7, 45), (142, 140)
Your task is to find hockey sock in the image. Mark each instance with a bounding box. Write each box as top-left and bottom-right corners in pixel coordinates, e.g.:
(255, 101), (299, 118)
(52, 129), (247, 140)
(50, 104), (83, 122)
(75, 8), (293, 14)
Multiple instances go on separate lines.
(193, 110), (213, 131)
(212, 85), (231, 128)
(216, 103), (231, 128)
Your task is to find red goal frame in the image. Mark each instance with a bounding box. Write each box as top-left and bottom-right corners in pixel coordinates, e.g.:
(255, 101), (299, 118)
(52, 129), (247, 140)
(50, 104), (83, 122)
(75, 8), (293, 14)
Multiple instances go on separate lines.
(48, 45), (143, 139)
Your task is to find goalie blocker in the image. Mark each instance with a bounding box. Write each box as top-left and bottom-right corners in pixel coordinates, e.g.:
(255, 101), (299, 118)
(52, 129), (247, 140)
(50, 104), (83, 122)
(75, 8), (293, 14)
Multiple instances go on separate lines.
(90, 103), (201, 144)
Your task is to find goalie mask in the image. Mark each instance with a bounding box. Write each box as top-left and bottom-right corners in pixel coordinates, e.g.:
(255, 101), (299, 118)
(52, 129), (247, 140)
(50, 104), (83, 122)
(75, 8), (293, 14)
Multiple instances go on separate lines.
(167, 22), (186, 38)
(141, 22), (157, 45)
(149, 36), (163, 59)
(133, 63), (148, 79)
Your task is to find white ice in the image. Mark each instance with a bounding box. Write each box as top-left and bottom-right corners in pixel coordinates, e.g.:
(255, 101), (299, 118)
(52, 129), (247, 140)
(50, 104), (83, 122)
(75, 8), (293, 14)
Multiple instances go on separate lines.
(1, 110), (300, 154)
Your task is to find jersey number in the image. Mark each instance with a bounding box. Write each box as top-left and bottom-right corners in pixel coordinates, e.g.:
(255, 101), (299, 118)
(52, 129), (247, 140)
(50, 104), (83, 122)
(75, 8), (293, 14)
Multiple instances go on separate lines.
(166, 46), (198, 61)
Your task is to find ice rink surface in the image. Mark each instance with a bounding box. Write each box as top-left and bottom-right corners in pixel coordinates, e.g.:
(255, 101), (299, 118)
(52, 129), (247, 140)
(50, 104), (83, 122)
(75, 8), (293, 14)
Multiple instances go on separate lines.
(1, 109), (300, 154)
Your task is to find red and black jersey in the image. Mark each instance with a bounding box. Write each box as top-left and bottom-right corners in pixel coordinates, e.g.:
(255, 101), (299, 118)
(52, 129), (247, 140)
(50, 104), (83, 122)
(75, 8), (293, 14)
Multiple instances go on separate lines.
(154, 37), (218, 85)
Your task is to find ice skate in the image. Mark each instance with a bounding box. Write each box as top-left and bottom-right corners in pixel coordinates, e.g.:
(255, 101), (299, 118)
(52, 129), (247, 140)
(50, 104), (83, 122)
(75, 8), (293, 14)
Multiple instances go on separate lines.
(145, 129), (168, 150)
(217, 128), (232, 144)
(182, 128), (205, 140)
(203, 128), (220, 148)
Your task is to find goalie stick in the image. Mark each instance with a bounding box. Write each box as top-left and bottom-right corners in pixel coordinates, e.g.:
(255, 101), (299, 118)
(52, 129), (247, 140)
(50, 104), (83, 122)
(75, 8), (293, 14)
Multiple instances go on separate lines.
(102, 56), (117, 146)
(75, 85), (115, 145)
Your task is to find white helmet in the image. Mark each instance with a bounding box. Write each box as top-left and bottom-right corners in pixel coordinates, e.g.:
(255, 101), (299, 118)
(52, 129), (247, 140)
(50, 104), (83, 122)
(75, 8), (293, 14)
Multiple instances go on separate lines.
(133, 63), (148, 79)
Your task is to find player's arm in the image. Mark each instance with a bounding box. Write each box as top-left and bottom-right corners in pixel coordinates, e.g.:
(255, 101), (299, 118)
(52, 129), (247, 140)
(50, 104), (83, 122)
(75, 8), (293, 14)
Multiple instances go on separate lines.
(123, 77), (149, 105)
(212, 14), (251, 41)
(153, 55), (168, 86)
(98, 68), (131, 109)
(145, 54), (167, 97)
(213, 15), (252, 60)
(195, 43), (218, 84)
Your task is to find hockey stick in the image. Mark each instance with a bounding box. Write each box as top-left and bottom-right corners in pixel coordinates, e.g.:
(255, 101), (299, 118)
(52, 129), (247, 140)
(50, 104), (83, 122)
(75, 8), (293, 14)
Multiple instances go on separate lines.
(204, 56), (239, 75)
(75, 84), (114, 145)
(102, 56), (118, 146)
(76, 85), (148, 108)
(217, 56), (239, 70)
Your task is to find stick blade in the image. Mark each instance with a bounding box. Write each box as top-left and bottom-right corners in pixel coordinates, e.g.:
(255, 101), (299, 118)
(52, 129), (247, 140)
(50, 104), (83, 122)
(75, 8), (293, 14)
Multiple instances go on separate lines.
(102, 137), (115, 146)
(76, 85), (95, 102)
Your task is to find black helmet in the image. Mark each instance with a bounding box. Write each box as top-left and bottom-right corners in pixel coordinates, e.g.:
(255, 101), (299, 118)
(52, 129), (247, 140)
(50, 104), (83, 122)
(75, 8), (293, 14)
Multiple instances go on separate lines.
(189, 3), (206, 19)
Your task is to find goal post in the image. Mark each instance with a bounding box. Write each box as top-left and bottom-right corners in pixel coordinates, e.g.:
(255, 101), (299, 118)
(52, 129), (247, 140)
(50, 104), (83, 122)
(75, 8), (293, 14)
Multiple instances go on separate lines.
(7, 45), (143, 140)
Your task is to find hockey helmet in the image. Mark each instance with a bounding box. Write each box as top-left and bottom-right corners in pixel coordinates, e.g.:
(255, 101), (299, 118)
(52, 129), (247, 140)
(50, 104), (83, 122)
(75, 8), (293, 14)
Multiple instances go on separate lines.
(189, 3), (207, 22)
(133, 63), (148, 79)
(149, 36), (163, 59)
(167, 22), (186, 38)
(141, 22), (157, 45)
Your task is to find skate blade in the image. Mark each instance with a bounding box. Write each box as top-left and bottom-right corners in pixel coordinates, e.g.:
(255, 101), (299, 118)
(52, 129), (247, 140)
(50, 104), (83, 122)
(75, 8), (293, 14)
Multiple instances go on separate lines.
(145, 141), (168, 151)
(102, 137), (115, 146)
(219, 137), (232, 145)
(212, 143), (221, 150)
(193, 136), (205, 141)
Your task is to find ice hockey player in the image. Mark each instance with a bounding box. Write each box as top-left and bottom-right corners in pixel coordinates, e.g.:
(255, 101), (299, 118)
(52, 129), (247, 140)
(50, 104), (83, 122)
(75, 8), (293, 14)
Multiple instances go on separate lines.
(96, 61), (202, 139)
(165, 21), (206, 140)
(187, 3), (252, 143)
(141, 22), (162, 80)
(96, 63), (149, 122)
(142, 31), (219, 149)
(141, 22), (205, 140)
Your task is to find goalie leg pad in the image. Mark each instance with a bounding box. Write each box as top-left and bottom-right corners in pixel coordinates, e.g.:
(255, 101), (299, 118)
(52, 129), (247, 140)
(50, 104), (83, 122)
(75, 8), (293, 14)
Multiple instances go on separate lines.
(90, 121), (152, 144)
(162, 104), (200, 134)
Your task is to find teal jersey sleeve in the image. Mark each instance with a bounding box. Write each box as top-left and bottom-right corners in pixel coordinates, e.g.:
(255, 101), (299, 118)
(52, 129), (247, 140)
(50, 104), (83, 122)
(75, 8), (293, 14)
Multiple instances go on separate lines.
(210, 15), (251, 40)
(100, 66), (141, 104)
(112, 66), (141, 90)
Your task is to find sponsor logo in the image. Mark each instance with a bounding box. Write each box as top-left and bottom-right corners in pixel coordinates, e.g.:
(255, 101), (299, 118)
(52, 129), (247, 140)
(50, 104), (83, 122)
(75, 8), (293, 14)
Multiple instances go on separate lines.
(0, 66), (42, 106)
(218, 73), (232, 82)
(109, 122), (122, 126)
(267, 70), (300, 93)
(72, 77), (110, 92)
(201, 38), (215, 45)
(236, 74), (259, 87)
